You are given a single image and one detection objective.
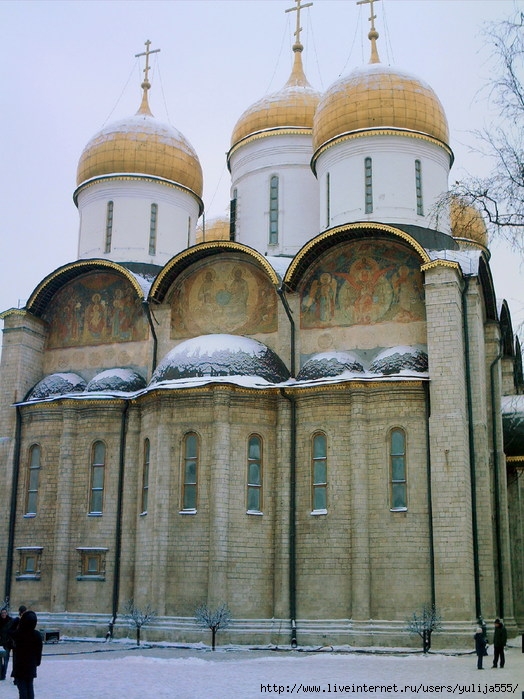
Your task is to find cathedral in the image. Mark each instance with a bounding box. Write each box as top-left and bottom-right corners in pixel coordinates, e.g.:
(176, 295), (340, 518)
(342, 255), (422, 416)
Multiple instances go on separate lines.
(1, 1), (523, 648)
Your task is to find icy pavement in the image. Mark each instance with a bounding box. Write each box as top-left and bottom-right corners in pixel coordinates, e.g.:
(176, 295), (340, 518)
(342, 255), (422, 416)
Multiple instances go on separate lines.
(1, 639), (522, 698)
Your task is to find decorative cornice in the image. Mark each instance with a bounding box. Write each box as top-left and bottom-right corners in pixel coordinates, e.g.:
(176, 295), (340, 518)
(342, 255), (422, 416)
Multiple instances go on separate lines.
(227, 126), (313, 165)
(420, 259), (461, 273)
(73, 173), (204, 215)
(0, 308), (28, 320)
(312, 128), (454, 174)
(506, 455), (524, 465)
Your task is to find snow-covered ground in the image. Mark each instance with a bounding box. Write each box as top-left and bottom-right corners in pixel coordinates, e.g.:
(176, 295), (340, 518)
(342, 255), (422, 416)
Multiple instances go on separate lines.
(2, 639), (522, 698)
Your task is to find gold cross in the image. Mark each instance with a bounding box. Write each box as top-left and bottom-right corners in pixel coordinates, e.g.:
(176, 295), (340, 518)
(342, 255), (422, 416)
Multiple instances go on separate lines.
(285, 0), (313, 47)
(357, 0), (379, 33)
(356, 0), (381, 63)
(135, 40), (161, 86)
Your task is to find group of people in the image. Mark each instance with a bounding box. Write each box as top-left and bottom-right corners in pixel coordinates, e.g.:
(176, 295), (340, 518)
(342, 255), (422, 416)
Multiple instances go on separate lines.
(474, 618), (508, 670)
(0, 604), (43, 699)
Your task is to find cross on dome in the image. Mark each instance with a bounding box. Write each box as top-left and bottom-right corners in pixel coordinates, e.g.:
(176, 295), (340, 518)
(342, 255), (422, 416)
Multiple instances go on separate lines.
(285, 0), (313, 51)
(135, 40), (161, 115)
(357, 0), (381, 63)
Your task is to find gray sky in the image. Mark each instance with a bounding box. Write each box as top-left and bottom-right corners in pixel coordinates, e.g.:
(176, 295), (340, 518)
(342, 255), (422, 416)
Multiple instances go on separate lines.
(1, 0), (523, 330)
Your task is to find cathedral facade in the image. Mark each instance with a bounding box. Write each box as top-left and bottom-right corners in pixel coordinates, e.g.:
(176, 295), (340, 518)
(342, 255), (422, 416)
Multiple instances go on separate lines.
(1, 5), (523, 648)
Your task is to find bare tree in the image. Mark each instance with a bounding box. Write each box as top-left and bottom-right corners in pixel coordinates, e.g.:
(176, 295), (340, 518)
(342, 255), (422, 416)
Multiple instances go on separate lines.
(434, 13), (524, 245)
(406, 603), (442, 653)
(195, 603), (231, 650)
(123, 600), (156, 646)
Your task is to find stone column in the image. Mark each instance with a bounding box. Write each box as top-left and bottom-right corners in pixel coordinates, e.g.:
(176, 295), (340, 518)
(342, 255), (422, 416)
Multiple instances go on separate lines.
(273, 394), (291, 627)
(118, 405), (141, 606)
(423, 261), (476, 618)
(349, 388), (370, 620)
(50, 407), (76, 611)
(208, 388), (231, 607)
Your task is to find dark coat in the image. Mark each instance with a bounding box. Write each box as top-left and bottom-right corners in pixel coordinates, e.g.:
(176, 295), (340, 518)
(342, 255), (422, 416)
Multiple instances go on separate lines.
(0, 613), (13, 649)
(493, 623), (508, 648)
(474, 631), (487, 656)
(10, 611), (43, 681)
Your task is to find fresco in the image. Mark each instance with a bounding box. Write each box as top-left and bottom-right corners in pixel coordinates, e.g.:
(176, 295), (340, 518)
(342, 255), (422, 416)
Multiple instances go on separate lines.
(301, 241), (425, 328)
(171, 260), (277, 338)
(44, 273), (148, 348)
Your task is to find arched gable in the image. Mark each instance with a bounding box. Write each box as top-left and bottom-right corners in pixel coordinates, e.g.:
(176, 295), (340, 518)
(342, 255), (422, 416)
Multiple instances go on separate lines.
(477, 256), (498, 323)
(26, 261), (148, 349)
(156, 244), (280, 340)
(26, 260), (146, 316)
(499, 299), (515, 357)
(284, 223), (430, 290)
(150, 241), (279, 304)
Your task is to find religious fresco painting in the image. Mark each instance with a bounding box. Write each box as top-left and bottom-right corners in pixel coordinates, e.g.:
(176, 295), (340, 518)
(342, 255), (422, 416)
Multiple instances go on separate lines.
(44, 272), (148, 348)
(301, 240), (425, 328)
(171, 259), (278, 338)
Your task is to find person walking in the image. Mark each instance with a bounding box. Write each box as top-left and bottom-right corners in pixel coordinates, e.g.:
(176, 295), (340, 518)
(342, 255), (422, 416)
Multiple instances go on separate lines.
(0, 608), (14, 680)
(492, 618), (508, 669)
(9, 610), (42, 699)
(474, 627), (488, 669)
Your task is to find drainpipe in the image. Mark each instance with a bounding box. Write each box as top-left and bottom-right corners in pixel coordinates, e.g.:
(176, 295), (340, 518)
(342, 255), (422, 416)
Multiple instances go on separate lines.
(462, 278), (482, 621)
(423, 382), (436, 607)
(277, 285), (297, 647)
(277, 287), (295, 377)
(4, 406), (22, 605)
(490, 346), (504, 618)
(143, 301), (158, 373)
(110, 401), (129, 636)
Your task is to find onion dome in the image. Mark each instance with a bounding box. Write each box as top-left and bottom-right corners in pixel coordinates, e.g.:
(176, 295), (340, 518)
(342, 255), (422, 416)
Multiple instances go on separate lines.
(369, 347), (428, 375)
(26, 373), (86, 401)
(451, 197), (488, 248)
(230, 40), (320, 150)
(85, 368), (146, 393)
(150, 334), (290, 384)
(297, 352), (364, 381)
(77, 47), (203, 198)
(312, 12), (449, 155)
(196, 216), (230, 244)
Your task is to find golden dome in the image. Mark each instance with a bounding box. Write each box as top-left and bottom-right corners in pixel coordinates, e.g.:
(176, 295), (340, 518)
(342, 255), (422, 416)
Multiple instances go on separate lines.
(312, 63), (449, 153)
(77, 100), (203, 197)
(230, 48), (320, 149)
(451, 197), (488, 248)
(196, 216), (230, 244)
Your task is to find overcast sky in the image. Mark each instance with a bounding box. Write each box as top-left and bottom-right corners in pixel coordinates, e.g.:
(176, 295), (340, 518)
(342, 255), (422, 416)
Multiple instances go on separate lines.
(1, 0), (523, 330)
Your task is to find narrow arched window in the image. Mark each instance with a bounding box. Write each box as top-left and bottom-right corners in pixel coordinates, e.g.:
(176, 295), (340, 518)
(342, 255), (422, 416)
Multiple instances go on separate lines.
(105, 201), (114, 253)
(390, 428), (407, 510)
(230, 188), (237, 241)
(141, 438), (150, 514)
(415, 160), (424, 216)
(26, 445), (41, 515)
(364, 158), (373, 213)
(312, 433), (327, 513)
(149, 203), (158, 255)
(269, 175), (279, 244)
(247, 435), (263, 513)
(326, 172), (331, 228)
(89, 441), (105, 514)
(182, 432), (198, 511)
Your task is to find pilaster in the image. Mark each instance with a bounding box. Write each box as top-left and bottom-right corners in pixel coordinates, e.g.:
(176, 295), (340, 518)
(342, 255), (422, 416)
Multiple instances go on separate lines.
(424, 261), (476, 618)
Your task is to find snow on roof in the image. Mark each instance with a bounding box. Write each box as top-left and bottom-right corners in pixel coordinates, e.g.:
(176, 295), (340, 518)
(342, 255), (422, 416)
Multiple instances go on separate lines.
(501, 394), (524, 416)
(150, 334), (290, 384)
(19, 343), (433, 406)
(427, 248), (481, 275)
(86, 368), (146, 393)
